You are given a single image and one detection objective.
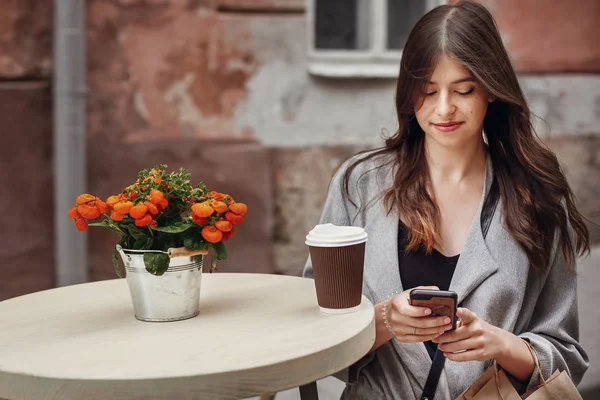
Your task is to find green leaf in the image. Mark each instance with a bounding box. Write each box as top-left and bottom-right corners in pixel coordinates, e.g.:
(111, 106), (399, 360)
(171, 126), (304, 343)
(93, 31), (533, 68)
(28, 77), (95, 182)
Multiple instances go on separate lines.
(211, 241), (228, 261)
(184, 235), (205, 250)
(112, 247), (124, 278)
(127, 225), (148, 241)
(89, 220), (125, 236)
(153, 235), (176, 252)
(143, 253), (170, 276)
(152, 222), (192, 234)
(134, 237), (153, 250)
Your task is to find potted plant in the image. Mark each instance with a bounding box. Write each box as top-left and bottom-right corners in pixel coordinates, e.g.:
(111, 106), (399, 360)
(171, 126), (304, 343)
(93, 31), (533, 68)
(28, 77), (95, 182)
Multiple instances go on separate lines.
(67, 164), (247, 322)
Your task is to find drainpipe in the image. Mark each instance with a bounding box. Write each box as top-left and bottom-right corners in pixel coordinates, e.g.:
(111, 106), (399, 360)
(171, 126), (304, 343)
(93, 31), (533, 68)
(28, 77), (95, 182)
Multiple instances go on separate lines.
(53, 0), (88, 286)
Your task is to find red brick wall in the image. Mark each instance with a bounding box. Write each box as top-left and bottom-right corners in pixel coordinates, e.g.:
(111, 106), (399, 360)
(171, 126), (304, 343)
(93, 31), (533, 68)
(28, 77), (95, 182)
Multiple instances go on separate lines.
(85, 1), (275, 280)
(0, 0), (52, 79)
(217, 0), (304, 12)
(0, 83), (54, 300)
(0, 1), (53, 300)
(463, 0), (600, 73)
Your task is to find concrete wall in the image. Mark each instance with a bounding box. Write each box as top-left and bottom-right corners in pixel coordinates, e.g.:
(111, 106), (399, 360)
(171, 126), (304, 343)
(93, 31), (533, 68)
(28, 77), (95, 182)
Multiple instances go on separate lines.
(0, 0), (598, 300)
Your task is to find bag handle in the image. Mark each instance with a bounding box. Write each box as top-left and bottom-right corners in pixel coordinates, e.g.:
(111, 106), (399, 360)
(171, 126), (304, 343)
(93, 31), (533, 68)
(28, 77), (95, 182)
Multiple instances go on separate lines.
(489, 341), (544, 400)
(490, 360), (508, 400)
(522, 339), (546, 385)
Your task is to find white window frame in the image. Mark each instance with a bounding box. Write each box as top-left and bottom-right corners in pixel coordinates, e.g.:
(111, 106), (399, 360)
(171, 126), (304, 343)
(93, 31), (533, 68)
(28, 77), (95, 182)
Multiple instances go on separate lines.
(307, 0), (447, 78)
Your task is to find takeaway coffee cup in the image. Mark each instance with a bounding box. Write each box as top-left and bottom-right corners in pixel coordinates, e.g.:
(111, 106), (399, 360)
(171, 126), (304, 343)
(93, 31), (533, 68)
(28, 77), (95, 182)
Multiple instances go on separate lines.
(305, 223), (368, 314)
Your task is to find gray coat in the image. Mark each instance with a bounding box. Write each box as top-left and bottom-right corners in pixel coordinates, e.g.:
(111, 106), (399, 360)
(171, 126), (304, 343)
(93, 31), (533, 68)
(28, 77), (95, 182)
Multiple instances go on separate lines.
(303, 153), (588, 400)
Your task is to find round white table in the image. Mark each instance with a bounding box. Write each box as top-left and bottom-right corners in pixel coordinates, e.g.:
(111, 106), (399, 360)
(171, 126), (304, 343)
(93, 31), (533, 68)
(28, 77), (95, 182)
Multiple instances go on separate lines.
(0, 273), (375, 400)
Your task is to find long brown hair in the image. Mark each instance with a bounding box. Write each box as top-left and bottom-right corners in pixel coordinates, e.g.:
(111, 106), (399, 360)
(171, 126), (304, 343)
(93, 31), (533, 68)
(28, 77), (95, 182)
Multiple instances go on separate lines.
(343, 1), (589, 271)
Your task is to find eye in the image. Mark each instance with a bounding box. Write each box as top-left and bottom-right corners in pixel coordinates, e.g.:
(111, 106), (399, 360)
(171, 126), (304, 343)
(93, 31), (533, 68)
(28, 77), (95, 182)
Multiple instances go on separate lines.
(425, 91), (437, 97)
(457, 88), (475, 96)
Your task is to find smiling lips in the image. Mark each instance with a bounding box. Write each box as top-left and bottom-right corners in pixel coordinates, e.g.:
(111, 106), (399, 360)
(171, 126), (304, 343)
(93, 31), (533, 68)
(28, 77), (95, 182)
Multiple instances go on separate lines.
(432, 121), (463, 132)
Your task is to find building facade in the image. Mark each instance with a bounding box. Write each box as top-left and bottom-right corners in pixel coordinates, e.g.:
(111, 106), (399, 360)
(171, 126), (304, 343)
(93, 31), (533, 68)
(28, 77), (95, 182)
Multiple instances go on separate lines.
(0, 0), (599, 299)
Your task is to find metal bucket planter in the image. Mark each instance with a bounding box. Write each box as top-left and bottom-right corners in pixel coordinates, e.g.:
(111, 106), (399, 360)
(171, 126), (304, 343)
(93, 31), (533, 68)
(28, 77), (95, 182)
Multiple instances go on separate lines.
(116, 245), (203, 322)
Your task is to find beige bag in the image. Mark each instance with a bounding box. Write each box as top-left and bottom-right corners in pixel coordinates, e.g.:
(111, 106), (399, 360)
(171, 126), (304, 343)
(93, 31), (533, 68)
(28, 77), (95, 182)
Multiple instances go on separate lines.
(521, 341), (583, 400)
(455, 361), (521, 400)
(456, 341), (582, 400)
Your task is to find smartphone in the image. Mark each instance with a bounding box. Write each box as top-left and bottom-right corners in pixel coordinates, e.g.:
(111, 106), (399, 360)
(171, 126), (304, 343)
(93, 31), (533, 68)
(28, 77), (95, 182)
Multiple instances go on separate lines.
(409, 289), (458, 330)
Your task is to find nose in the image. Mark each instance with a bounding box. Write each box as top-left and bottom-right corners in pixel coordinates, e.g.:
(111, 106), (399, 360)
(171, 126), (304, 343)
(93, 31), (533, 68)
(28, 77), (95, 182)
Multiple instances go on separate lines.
(435, 91), (456, 118)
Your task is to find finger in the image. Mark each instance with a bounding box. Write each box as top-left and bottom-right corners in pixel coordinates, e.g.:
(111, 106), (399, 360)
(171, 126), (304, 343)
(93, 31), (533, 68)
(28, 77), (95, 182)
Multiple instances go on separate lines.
(396, 286), (440, 316)
(396, 332), (443, 343)
(437, 337), (481, 354)
(397, 314), (452, 330)
(397, 304), (432, 317)
(457, 307), (478, 325)
(393, 297), (432, 317)
(443, 348), (487, 362)
(432, 325), (471, 344)
(397, 324), (452, 337)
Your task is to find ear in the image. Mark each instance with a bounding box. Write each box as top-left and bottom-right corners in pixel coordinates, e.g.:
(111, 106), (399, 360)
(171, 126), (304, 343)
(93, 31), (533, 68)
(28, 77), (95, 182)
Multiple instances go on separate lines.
(488, 96), (495, 103)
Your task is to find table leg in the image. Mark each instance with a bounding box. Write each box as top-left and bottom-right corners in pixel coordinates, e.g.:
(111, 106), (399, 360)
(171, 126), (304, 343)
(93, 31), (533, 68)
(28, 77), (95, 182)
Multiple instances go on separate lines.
(299, 382), (319, 400)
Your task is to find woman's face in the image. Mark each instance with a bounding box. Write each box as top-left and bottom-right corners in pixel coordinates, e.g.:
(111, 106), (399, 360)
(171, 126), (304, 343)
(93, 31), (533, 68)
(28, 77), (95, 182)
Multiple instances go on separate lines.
(414, 54), (492, 150)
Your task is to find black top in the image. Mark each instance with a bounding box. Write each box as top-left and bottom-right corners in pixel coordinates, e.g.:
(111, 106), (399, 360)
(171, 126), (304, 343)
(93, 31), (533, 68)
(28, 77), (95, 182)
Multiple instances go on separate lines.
(398, 220), (459, 359)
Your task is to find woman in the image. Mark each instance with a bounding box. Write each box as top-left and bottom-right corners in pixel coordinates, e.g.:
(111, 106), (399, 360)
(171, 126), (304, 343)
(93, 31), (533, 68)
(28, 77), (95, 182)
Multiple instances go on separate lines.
(303, 1), (589, 399)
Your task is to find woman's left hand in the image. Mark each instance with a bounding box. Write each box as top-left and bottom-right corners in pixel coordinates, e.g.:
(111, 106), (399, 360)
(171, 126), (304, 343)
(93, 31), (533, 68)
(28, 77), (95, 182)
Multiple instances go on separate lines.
(433, 307), (508, 362)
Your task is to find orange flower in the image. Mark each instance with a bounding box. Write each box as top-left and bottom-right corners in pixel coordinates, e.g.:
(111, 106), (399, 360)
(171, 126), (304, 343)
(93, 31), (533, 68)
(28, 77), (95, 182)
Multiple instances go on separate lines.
(202, 226), (223, 243)
(192, 202), (214, 218)
(225, 211), (244, 225)
(157, 198), (169, 211)
(74, 218), (88, 232)
(113, 201), (134, 215)
(135, 213), (153, 227)
(77, 204), (101, 220)
(75, 194), (95, 205)
(222, 227), (235, 241)
(148, 190), (165, 205)
(210, 191), (224, 201)
(95, 198), (109, 214)
(106, 195), (120, 207)
(110, 209), (124, 221)
(192, 214), (208, 225)
(214, 219), (232, 232)
(145, 202), (158, 215)
(67, 207), (80, 219)
(211, 201), (228, 214)
(69, 166), (245, 260)
(229, 202), (248, 216)
(129, 204), (148, 219)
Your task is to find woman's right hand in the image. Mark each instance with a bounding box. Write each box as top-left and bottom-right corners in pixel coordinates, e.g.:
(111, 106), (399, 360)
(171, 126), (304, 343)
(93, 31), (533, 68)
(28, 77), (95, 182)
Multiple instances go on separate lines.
(387, 286), (454, 343)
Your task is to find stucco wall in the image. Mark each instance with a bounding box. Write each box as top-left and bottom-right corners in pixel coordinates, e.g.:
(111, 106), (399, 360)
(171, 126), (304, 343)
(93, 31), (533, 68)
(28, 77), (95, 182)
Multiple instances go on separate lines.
(0, 0), (598, 299)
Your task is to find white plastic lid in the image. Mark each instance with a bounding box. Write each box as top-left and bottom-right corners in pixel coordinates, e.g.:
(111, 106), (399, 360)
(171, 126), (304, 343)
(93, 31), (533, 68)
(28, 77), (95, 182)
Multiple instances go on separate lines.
(305, 223), (368, 247)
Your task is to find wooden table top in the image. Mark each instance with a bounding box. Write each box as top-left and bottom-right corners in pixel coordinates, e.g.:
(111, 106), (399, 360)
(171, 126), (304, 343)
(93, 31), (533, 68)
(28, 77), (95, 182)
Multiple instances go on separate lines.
(0, 273), (375, 400)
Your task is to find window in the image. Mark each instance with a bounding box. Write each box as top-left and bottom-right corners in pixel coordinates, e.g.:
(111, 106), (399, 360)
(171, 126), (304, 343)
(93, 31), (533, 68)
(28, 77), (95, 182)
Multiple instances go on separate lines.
(308, 0), (446, 78)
